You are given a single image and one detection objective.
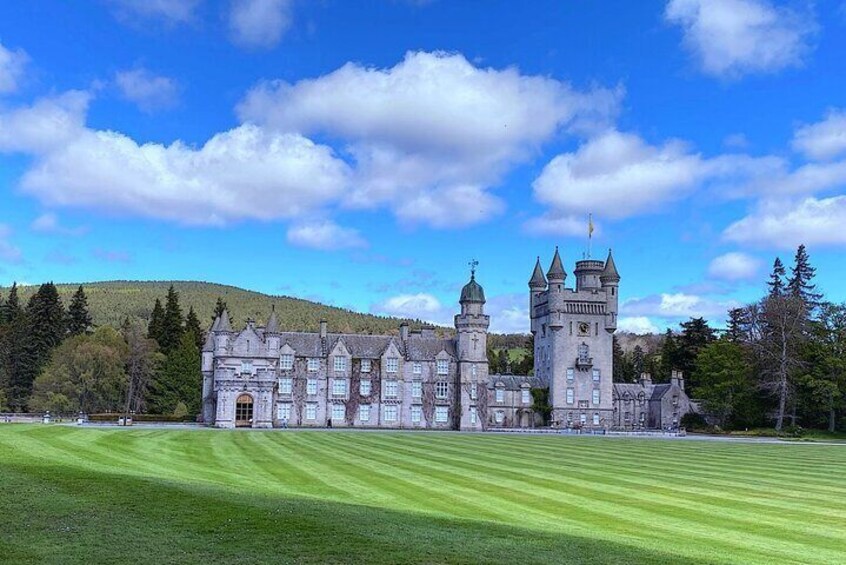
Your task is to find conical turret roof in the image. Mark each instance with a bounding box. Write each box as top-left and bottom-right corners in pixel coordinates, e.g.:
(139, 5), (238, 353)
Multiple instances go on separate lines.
(202, 330), (215, 352)
(218, 309), (232, 332)
(266, 306), (279, 333)
(529, 257), (547, 288)
(546, 247), (567, 281)
(210, 315), (221, 332)
(601, 249), (620, 282)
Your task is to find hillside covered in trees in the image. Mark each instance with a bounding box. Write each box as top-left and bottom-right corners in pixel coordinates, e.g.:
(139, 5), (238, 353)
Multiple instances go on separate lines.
(1, 281), (429, 335)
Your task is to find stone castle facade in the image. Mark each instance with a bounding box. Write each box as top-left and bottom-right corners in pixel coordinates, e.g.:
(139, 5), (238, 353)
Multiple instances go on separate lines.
(203, 250), (692, 430)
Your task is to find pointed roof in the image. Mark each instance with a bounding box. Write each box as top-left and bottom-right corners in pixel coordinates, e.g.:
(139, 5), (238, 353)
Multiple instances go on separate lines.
(601, 249), (620, 282)
(202, 330), (215, 352)
(218, 309), (232, 332)
(460, 272), (486, 303)
(528, 256), (547, 288)
(210, 315), (221, 332)
(546, 247), (567, 281)
(266, 306), (279, 333)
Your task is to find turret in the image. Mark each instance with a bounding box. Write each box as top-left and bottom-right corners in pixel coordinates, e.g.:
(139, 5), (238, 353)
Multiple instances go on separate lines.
(455, 262), (490, 431)
(546, 247), (567, 290)
(574, 259), (604, 291)
(600, 249), (620, 331)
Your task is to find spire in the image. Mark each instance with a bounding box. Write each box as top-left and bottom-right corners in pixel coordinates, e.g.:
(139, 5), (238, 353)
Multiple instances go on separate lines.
(529, 256), (547, 288)
(546, 246), (566, 281)
(218, 309), (232, 332)
(210, 315), (221, 332)
(202, 330), (215, 352)
(601, 249), (620, 282)
(266, 305), (279, 333)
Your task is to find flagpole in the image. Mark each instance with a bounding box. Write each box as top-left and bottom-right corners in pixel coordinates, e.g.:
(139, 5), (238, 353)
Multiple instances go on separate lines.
(588, 213), (593, 259)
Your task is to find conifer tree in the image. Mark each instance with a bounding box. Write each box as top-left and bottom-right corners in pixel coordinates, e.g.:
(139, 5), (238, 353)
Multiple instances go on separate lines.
(149, 332), (201, 416)
(0, 282), (22, 324)
(148, 299), (165, 345)
(659, 329), (678, 381)
(787, 244), (822, 309)
(159, 285), (184, 353)
(768, 258), (786, 298)
(725, 307), (749, 343)
(67, 285), (93, 336)
(212, 297), (228, 322)
(185, 306), (204, 351)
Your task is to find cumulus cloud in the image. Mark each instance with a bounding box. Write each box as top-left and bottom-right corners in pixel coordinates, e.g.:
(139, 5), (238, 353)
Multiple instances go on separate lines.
(523, 213), (595, 237)
(792, 109), (846, 161)
(0, 225), (22, 263)
(115, 68), (180, 112)
(0, 91), (90, 153)
(30, 213), (89, 236)
(238, 50), (622, 227)
(724, 196), (846, 248)
(286, 220), (367, 250)
(371, 292), (451, 325)
(0, 41), (28, 94)
(623, 292), (738, 320)
(530, 129), (779, 220)
(229, 0), (292, 49)
(108, 0), (202, 25)
(484, 293), (530, 334)
(618, 316), (660, 334)
(707, 251), (761, 281)
(665, 0), (816, 78)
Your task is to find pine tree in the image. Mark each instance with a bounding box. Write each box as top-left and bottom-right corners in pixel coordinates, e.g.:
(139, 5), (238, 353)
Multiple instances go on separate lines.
(726, 307), (749, 343)
(0, 282), (22, 324)
(212, 297), (228, 322)
(159, 285), (184, 353)
(148, 299), (165, 345)
(67, 285), (93, 336)
(659, 329), (678, 381)
(768, 258), (786, 298)
(148, 332), (201, 416)
(185, 306), (204, 352)
(787, 244), (823, 309)
(632, 345), (645, 378)
(676, 317), (716, 392)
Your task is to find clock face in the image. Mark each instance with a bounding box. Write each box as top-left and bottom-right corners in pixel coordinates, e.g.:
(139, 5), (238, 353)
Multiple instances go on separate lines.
(578, 322), (590, 335)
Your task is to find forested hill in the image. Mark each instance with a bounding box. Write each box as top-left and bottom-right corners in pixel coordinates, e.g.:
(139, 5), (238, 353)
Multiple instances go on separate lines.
(2, 281), (431, 335)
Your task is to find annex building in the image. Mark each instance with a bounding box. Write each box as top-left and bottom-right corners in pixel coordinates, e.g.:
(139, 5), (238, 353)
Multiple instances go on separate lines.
(202, 249), (692, 430)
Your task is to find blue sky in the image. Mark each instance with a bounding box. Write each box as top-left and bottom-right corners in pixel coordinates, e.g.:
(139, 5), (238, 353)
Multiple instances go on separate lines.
(1, 0), (846, 333)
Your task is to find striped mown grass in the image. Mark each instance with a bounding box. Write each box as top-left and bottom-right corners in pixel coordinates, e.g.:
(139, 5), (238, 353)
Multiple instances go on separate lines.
(1, 426), (844, 564)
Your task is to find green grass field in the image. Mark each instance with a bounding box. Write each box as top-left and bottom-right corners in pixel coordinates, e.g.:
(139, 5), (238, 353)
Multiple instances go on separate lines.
(1, 426), (844, 564)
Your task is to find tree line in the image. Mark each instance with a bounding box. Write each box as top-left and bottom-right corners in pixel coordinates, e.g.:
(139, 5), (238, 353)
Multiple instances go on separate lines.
(0, 283), (207, 418)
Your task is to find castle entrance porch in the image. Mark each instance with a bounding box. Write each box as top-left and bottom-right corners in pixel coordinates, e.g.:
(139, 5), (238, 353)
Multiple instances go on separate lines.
(235, 394), (254, 427)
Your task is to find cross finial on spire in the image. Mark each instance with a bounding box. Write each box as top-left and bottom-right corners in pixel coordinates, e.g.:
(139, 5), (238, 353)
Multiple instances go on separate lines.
(469, 259), (479, 278)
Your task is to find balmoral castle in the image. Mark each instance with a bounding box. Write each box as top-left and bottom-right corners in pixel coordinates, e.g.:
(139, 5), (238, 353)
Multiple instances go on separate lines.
(202, 249), (692, 430)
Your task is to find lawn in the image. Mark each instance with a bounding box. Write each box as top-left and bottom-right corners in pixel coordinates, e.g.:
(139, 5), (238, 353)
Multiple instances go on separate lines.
(1, 426), (844, 564)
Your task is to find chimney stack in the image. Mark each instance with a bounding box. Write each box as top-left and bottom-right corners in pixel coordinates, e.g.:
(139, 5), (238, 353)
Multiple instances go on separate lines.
(671, 370), (685, 391)
(400, 322), (409, 342)
(639, 372), (652, 386)
(319, 320), (327, 339)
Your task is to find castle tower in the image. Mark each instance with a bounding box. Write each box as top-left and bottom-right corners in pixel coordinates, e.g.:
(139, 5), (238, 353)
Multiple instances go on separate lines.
(528, 256), (547, 336)
(455, 262), (490, 431)
(600, 249), (620, 332)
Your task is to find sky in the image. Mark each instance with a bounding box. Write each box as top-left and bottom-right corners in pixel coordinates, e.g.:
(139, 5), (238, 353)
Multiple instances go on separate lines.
(1, 0), (846, 334)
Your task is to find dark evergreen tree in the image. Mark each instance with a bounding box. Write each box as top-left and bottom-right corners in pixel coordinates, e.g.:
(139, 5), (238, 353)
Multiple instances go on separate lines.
(676, 317), (717, 392)
(0, 282), (22, 324)
(212, 297), (228, 322)
(787, 244), (822, 309)
(185, 306), (204, 351)
(148, 332), (201, 416)
(612, 335), (628, 381)
(725, 307), (749, 343)
(147, 298), (165, 345)
(159, 285), (184, 353)
(658, 329), (678, 382)
(632, 345), (645, 378)
(767, 258), (786, 298)
(67, 285), (93, 336)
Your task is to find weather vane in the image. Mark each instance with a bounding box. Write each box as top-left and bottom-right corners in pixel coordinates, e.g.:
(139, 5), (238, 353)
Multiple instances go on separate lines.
(469, 259), (479, 277)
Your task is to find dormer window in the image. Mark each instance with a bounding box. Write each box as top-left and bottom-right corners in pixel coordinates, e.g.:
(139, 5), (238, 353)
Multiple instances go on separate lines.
(386, 357), (399, 373)
(280, 354), (294, 371)
(334, 356), (347, 372)
(436, 359), (448, 375)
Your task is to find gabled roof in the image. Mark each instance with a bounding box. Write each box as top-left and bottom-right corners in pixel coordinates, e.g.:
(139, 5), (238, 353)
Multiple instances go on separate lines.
(488, 374), (549, 390)
(547, 247), (567, 281)
(529, 256), (547, 288)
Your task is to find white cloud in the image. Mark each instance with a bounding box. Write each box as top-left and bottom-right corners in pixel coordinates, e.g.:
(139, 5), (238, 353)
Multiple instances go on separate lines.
(0, 225), (22, 263)
(229, 0), (292, 49)
(238, 50), (622, 227)
(108, 0), (201, 25)
(531, 129), (779, 220)
(792, 109), (846, 161)
(115, 68), (180, 112)
(484, 293), (530, 334)
(724, 196), (846, 248)
(707, 251), (761, 281)
(623, 292), (737, 320)
(286, 220), (367, 250)
(0, 41), (28, 94)
(665, 0), (816, 78)
(523, 213), (595, 237)
(371, 292), (451, 325)
(30, 213), (89, 236)
(0, 91), (90, 153)
(618, 316), (660, 334)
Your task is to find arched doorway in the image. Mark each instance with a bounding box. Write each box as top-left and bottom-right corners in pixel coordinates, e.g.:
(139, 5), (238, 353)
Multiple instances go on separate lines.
(235, 394), (254, 427)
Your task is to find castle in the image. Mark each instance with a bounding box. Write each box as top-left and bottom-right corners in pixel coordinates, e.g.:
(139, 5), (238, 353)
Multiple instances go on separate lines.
(202, 249), (691, 430)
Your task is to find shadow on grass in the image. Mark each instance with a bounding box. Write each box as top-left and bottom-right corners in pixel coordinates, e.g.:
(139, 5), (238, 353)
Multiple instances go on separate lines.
(0, 460), (708, 565)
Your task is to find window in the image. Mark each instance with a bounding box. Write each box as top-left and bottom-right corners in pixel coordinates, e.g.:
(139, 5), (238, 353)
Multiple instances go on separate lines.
(360, 405), (370, 422)
(469, 385), (478, 400)
(469, 406), (477, 424)
(593, 413), (600, 426)
(332, 404), (345, 421)
(580, 413), (587, 425)
(278, 378), (292, 395)
(521, 389), (531, 404)
(567, 368), (575, 382)
(413, 361), (422, 374)
(411, 381), (422, 399)
(672, 395), (679, 406)
(495, 411), (504, 424)
(435, 406), (448, 423)
(471, 364), (477, 377)
(360, 358), (371, 373)
(277, 403), (291, 420)
(240, 360), (253, 375)
(592, 369), (601, 383)
(639, 412), (645, 422)
(411, 405), (422, 423)
(437, 359), (449, 375)
(280, 354), (294, 371)
(334, 356), (347, 372)
(495, 389), (504, 403)
(360, 379), (371, 396)
(436, 381), (448, 399)
(638, 393), (645, 406)
(384, 405), (398, 422)
(307, 378), (317, 395)
(385, 380), (398, 398)
(306, 403), (317, 420)
(307, 358), (320, 372)
(578, 343), (590, 363)
(386, 357), (399, 373)
(566, 388), (574, 405)
(332, 379), (347, 397)
(592, 389), (600, 405)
